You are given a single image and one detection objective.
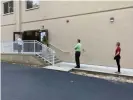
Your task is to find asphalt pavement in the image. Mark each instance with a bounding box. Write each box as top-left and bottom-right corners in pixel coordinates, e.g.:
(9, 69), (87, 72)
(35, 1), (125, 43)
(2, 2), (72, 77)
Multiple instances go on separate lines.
(1, 62), (133, 100)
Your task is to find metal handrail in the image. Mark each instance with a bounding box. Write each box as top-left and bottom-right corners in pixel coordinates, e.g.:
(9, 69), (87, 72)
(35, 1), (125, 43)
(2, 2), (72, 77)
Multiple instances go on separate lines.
(49, 43), (70, 53)
(34, 40), (55, 65)
(35, 40), (55, 53)
(1, 40), (55, 66)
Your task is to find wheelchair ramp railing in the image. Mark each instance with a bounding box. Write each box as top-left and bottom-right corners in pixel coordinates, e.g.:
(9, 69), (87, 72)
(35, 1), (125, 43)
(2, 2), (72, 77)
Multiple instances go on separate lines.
(1, 40), (56, 66)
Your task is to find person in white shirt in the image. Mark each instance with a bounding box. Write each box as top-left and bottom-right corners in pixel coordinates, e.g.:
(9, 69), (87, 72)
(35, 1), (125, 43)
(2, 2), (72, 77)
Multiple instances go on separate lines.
(41, 31), (48, 46)
(17, 36), (23, 53)
(41, 31), (46, 42)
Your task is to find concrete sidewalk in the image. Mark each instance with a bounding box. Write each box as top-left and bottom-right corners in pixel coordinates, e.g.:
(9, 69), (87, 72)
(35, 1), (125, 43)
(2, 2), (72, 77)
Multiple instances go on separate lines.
(43, 62), (133, 77)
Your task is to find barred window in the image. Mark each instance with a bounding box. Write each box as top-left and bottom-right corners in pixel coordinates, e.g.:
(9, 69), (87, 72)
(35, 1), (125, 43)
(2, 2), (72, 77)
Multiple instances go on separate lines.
(26, 0), (39, 9)
(3, 1), (14, 14)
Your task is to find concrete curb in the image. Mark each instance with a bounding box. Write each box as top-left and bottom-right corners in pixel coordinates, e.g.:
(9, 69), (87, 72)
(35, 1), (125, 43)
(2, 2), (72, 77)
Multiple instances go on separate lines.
(71, 68), (133, 79)
(1, 60), (45, 68)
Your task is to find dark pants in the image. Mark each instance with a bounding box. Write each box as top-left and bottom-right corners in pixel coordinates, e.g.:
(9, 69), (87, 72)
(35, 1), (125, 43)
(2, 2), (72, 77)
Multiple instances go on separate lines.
(115, 55), (121, 72)
(75, 51), (81, 68)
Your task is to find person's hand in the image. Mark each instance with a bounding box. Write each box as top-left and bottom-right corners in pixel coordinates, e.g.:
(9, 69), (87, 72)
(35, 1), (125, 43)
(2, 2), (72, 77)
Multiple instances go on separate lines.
(114, 55), (116, 60)
(82, 49), (85, 52)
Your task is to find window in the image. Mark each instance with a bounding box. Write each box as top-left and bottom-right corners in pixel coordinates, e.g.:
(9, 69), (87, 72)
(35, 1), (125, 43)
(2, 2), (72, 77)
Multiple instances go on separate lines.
(3, 1), (14, 14)
(26, 0), (39, 10)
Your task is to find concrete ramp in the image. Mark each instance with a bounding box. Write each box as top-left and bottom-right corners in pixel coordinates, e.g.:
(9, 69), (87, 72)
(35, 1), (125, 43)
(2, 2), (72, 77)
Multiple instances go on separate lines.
(43, 62), (133, 78)
(43, 66), (74, 72)
(43, 62), (75, 72)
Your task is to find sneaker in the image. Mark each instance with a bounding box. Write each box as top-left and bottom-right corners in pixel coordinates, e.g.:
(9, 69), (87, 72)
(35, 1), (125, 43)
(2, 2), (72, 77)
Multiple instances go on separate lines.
(115, 71), (121, 74)
(75, 66), (80, 68)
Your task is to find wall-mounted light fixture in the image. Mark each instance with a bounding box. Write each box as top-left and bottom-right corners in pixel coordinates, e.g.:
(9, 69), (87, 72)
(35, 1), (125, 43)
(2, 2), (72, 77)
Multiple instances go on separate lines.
(66, 20), (69, 23)
(110, 17), (114, 23)
(41, 25), (44, 30)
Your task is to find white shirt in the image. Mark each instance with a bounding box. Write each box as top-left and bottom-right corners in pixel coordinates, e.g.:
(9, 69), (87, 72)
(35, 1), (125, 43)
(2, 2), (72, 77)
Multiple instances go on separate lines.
(41, 32), (46, 41)
(17, 38), (23, 45)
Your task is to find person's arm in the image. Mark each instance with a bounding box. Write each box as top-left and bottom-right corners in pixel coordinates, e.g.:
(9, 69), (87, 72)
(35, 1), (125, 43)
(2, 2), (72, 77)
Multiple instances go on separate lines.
(21, 39), (24, 44)
(75, 44), (78, 50)
(115, 48), (121, 56)
(19, 38), (23, 44)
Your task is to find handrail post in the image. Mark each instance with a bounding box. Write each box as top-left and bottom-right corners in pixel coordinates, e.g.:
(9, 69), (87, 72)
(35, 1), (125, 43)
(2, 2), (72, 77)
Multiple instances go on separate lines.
(52, 51), (55, 66)
(12, 42), (14, 53)
(2, 43), (4, 53)
(22, 41), (24, 54)
(34, 40), (35, 54)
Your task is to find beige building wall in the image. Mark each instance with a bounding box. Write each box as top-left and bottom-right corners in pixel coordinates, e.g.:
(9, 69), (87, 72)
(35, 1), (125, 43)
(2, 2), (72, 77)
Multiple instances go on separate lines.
(22, 8), (133, 68)
(21, 1), (133, 22)
(1, 0), (21, 41)
(1, 25), (16, 41)
(1, 1), (133, 68)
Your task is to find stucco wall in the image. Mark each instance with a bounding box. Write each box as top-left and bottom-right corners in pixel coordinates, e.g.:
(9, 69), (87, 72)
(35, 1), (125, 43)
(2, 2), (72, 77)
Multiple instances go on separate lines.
(21, 1), (133, 23)
(1, 1), (133, 68)
(22, 8), (133, 68)
(1, 0), (20, 41)
(1, 1), (16, 25)
(1, 25), (16, 41)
